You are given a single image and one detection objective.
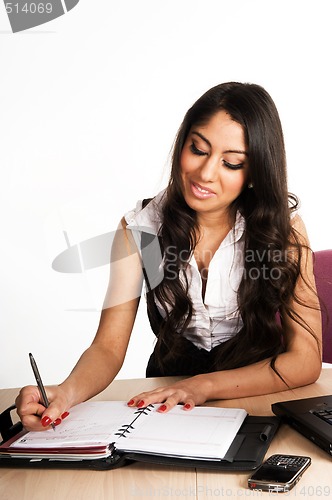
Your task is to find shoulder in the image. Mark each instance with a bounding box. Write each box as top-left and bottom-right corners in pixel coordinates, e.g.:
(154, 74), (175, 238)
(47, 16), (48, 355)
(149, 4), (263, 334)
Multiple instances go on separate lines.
(123, 189), (167, 231)
(290, 213), (310, 246)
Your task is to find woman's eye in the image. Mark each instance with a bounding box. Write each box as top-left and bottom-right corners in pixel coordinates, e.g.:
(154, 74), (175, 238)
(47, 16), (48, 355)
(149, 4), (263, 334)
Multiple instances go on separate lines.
(223, 160), (244, 170)
(189, 143), (207, 156)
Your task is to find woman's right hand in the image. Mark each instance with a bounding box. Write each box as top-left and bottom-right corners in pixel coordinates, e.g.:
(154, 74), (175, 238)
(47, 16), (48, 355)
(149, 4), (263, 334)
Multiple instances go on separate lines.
(15, 384), (70, 432)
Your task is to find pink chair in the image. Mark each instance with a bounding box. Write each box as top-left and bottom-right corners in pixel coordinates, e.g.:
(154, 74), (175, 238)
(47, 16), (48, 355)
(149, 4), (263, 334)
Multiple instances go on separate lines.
(314, 250), (332, 364)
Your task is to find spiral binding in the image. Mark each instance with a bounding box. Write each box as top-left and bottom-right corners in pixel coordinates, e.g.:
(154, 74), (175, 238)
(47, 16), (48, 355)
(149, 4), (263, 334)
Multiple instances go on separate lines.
(114, 405), (154, 439)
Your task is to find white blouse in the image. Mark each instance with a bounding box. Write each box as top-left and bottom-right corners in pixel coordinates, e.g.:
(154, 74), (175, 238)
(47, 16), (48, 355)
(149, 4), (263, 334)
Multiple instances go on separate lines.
(124, 190), (245, 351)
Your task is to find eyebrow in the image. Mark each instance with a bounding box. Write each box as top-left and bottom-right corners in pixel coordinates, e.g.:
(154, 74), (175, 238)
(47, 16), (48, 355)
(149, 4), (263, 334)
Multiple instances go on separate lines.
(191, 130), (248, 157)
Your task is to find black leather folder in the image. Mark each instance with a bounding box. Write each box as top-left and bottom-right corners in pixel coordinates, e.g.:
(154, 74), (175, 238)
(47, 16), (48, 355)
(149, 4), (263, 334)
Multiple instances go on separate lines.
(0, 404), (280, 471)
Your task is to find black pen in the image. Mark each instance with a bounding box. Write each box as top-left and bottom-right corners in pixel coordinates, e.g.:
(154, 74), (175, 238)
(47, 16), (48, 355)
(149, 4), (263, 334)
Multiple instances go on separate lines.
(29, 353), (56, 431)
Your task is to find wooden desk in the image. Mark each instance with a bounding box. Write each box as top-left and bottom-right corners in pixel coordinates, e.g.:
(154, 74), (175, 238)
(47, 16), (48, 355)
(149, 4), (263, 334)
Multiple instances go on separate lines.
(1, 370), (332, 499)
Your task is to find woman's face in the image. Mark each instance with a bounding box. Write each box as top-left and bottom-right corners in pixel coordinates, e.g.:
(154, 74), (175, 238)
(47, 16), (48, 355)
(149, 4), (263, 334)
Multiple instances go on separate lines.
(180, 110), (250, 220)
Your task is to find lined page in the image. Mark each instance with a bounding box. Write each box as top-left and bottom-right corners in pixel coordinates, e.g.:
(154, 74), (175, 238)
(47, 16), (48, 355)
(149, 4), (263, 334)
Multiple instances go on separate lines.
(8, 401), (247, 460)
(10, 401), (139, 448)
(117, 405), (247, 459)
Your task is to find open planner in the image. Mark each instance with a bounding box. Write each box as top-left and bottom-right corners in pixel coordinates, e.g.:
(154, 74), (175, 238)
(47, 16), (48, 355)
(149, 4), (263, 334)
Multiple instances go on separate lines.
(0, 401), (280, 471)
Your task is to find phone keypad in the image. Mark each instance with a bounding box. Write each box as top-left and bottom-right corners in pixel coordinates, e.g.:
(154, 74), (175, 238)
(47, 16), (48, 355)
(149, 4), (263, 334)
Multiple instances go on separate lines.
(266, 455), (308, 471)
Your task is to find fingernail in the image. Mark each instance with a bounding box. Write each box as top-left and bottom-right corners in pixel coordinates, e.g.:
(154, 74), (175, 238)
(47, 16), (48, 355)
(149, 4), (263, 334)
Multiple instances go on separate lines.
(184, 403), (191, 410)
(61, 412), (70, 419)
(158, 404), (167, 412)
(41, 416), (52, 427)
(54, 418), (62, 426)
(127, 399), (135, 406)
(137, 400), (145, 408)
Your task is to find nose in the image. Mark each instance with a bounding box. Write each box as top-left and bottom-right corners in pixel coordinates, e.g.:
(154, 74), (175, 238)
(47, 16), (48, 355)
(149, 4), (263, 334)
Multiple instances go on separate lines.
(198, 155), (219, 182)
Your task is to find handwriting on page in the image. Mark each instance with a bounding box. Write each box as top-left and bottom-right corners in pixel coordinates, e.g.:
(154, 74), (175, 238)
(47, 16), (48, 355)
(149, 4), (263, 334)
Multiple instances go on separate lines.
(12, 401), (136, 448)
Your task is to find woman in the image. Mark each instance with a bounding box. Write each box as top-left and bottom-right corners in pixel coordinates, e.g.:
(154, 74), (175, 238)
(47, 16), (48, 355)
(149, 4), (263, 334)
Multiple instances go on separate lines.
(16, 82), (322, 430)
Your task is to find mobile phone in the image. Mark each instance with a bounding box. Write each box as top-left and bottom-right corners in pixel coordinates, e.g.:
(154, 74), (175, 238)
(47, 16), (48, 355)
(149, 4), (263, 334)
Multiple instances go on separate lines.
(248, 454), (311, 493)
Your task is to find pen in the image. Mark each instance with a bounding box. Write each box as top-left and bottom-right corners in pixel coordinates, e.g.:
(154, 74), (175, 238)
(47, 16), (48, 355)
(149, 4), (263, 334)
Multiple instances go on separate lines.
(29, 353), (56, 431)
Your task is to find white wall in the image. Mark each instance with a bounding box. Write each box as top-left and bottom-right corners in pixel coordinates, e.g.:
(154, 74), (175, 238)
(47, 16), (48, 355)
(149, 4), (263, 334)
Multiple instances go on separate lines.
(1, 0), (331, 389)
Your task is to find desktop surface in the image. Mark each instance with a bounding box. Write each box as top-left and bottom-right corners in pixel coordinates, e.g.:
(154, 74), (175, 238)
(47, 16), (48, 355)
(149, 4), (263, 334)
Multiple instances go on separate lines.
(0, 370), (331, 499)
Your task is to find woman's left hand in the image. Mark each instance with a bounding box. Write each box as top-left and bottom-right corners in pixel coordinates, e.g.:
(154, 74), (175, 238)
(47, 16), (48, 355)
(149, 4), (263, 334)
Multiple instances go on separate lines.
(127, 375), (210, 412)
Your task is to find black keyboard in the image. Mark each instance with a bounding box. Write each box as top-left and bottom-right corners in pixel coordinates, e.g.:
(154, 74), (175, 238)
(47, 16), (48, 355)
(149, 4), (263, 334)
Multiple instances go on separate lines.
(311, 407), (332, 425)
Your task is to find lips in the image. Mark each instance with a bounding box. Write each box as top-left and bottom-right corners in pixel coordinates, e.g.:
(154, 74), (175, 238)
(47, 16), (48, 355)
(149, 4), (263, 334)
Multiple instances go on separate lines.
(190, 181), (217, 199)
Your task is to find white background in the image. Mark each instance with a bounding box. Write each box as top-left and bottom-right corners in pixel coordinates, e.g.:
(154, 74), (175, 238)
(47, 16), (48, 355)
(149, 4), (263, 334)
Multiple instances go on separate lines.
(0, 0), (331, 389)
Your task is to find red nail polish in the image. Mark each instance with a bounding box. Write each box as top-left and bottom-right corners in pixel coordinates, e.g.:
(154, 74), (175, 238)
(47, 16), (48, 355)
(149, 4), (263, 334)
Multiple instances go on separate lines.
(41, 416), (52, 427)
(184, 403), (191, 410)
(159, 404), (167, 412)
(127, 399), (135, 406)
(54, 418), (62, 426)
(61, 412), (70, 419)
(137, 400), (145, 408)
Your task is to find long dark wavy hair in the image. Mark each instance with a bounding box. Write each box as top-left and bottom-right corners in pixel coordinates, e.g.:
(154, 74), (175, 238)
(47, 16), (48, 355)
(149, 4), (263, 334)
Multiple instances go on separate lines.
(146, 82), (315, 376)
